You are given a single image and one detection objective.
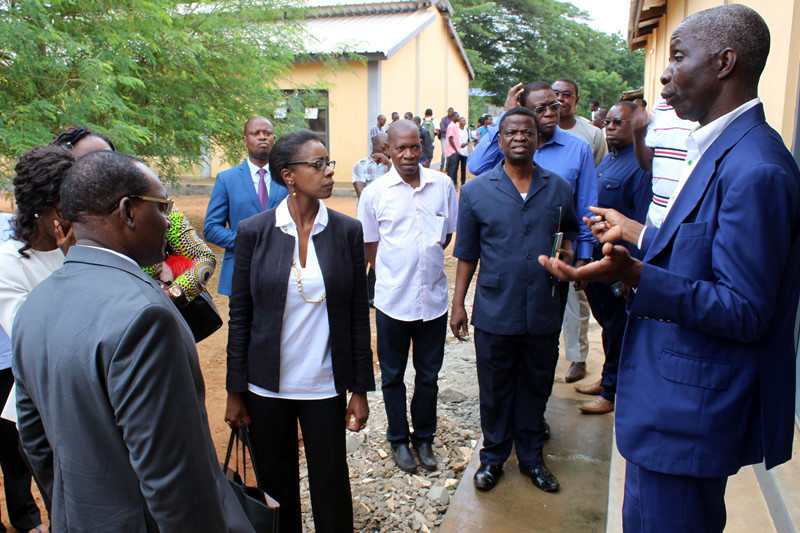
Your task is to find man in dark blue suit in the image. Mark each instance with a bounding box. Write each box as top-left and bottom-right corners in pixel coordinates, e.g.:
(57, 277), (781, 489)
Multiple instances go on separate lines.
(203, 116), (289, 296)
(540, 5), (800, 531)
(576, 101), (651, 415)
(451, 107), (579, 493)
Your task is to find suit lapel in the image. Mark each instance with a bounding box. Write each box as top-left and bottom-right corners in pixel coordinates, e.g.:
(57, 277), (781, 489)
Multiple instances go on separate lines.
(644, 104), (766, 262)
(237, 161), (262, 212)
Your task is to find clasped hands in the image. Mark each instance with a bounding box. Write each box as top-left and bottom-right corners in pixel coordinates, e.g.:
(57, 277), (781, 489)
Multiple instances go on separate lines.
(538, 207), (644, 288)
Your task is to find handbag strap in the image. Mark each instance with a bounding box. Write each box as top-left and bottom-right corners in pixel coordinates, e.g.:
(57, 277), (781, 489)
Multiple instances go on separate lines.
(239, 422), (267, 490)
(222, 426), (238, 475)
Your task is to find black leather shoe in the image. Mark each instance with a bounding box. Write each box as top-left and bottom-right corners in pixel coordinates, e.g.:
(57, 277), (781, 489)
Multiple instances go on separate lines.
(390, 443), (417, 472)
(520, 463), (560, 492)
(543, 417), (551, 440)
(413, 441), (438, 471)
(473, 463), (503, 491)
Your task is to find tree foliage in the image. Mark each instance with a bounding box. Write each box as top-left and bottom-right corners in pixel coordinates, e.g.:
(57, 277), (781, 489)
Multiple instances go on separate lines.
(452, 0), (644, 116)
(0, 0), (320, 184)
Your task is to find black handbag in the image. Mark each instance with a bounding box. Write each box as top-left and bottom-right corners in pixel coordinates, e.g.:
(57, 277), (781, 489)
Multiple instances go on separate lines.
(222, 424), (280, 533)
(178, 290), (223, 342)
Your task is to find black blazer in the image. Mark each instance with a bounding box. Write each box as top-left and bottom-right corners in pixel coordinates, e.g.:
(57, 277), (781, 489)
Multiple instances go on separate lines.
(226, 206), (375, 395)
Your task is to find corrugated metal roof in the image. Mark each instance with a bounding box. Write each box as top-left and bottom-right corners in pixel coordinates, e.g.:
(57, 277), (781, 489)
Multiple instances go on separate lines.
(304, 10), (436, 56)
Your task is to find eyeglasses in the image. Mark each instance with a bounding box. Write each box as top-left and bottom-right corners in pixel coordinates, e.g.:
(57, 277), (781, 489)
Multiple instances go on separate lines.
(502, 129), (537, 139)
(107, 195), (174, 214)
(287, 160), (336, 172)
(602, 119), (633, 127)
(553, 90), (575, 99)
(532, 102), (562, 115)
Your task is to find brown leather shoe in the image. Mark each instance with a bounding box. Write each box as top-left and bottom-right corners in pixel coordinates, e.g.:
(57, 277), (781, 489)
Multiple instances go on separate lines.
(564, 362), (586, 383)
(574, 379), (602, 395)
(579, 396), (615, 414)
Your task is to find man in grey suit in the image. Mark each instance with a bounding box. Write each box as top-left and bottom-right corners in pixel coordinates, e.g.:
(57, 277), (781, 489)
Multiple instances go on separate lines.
(12, 151), (253, 532)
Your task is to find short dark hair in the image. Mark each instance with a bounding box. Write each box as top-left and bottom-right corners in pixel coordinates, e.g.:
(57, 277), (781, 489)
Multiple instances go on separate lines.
(413, 116), (422, 125)
(61, 151), (150, 224)
(476, 117), (485, 127)
(498, 106), (540, 133)
(52, 126), (116, 152)
(425, 108), (433, 116)
(590, 100), (600, 106)
(519, 81), (552, 108)
(11, 145), (76, 257)
(269, 129), (323, 187)
(683, 4), (770, 86)
(555, 77), (579, 97)
(243, 116), (270, 136)
(612, 101), (638, 113)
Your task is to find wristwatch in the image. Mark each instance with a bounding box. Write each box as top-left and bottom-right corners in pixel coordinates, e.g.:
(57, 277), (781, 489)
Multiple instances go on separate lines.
(168, 285), (185, 301)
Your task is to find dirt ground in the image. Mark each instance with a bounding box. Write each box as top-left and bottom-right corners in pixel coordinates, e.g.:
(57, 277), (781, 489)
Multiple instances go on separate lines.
(0, 191), (456, 531)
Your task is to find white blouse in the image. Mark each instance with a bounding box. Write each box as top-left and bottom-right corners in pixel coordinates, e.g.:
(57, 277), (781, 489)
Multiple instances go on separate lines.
(248, 198), (337, 400)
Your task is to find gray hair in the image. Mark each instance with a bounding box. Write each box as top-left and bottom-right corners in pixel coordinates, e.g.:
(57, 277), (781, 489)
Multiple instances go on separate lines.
(682, 5), (770, 85)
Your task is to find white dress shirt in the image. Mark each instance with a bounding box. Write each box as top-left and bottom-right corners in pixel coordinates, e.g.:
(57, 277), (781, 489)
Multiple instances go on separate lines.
(246, 158), (273, 196)
(664, 98), (760, 216)
(638, 98), (761, 249)
(248, 198), (337, 400)
(357, 166), (458, 322)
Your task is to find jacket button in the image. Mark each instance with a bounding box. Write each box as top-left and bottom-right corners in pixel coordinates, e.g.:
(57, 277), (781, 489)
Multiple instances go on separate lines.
(522, 206), (528, 211)
(524, 229), (530, 235)
(526, 254), (532, 259)
(527, 280), (533, 285)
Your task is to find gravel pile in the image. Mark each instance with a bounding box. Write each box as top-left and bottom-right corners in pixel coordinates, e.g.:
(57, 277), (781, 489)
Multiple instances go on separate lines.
(297, 336), (481, 532)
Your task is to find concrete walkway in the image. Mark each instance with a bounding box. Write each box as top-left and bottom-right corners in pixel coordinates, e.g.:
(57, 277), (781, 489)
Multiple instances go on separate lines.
(440, 320), (613, 532)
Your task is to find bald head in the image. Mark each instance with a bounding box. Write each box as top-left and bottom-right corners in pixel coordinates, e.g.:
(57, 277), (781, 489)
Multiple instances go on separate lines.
(387, 120), (420, 143)
(372, 132), (388, 154)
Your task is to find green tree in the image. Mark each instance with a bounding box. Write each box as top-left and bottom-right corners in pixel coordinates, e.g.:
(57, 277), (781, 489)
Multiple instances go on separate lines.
(453, 0), (644, 115)
(0, 0), (318, 184)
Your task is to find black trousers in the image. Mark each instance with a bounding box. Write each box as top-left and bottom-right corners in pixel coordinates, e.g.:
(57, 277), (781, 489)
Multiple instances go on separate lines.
(245, 393), (353, 533)
(585, 282), (626, 401)
(446, 154), (468, 186)
(0, 368), (41, 532)
(474, 328), (559, 469)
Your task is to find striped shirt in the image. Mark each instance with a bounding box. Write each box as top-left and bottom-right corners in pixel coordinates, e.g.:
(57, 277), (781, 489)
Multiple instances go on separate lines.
(644, 101), (696, 227)
(357, 166), (458, 322)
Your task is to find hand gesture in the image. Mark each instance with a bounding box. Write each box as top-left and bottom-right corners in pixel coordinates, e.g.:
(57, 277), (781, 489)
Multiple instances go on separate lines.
(505, 83), (524, 111)
(538, 242), (643, 287)
(449, 304), (470, 341)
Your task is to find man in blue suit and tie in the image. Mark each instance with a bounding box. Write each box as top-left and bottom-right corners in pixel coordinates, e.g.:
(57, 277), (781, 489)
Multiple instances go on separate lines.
(540, 5), (800, 531)
(204, 116), (289, 296)
(451, 107), (580, 493)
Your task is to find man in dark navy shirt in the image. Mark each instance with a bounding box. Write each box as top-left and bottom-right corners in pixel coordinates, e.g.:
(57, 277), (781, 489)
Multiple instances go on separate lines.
(575, 101), (651, 415)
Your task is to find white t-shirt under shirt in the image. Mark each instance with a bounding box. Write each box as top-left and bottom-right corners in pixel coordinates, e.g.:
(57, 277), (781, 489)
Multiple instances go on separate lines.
(248, 198), (337, 400)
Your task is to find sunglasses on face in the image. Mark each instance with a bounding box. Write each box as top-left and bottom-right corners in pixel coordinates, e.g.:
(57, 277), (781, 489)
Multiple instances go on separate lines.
(108, 195), (174, 214)
(532, 102), (562, 115)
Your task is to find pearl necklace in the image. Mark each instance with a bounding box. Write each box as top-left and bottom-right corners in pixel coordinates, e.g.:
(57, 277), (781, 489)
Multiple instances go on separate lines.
(291, 259), (326, 304)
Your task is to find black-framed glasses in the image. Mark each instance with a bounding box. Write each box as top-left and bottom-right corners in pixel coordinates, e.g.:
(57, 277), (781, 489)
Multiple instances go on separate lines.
(532, 101), (562, 114)
(287, 160), (336, 172)
(553, 90), (575, 99)
(602, 118), (633, 127)
(107, 195), (174, 214)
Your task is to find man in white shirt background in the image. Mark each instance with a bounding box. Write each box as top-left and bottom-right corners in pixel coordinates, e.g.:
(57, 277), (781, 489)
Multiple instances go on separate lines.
(357, 120), (458, 474)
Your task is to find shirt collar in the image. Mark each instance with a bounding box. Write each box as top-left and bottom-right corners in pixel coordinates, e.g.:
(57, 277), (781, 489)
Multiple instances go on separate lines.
(688, 98), (760, 159)
(75, 244), (138, 266)
(383, 164), (433, 190)
(246, 158), (269, 179)
(274, 197), (329, 235)
(542, 126), (567, 148)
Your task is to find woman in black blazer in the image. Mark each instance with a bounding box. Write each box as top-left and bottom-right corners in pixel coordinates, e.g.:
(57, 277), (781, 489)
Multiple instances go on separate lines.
(225, 129), (374, 533)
